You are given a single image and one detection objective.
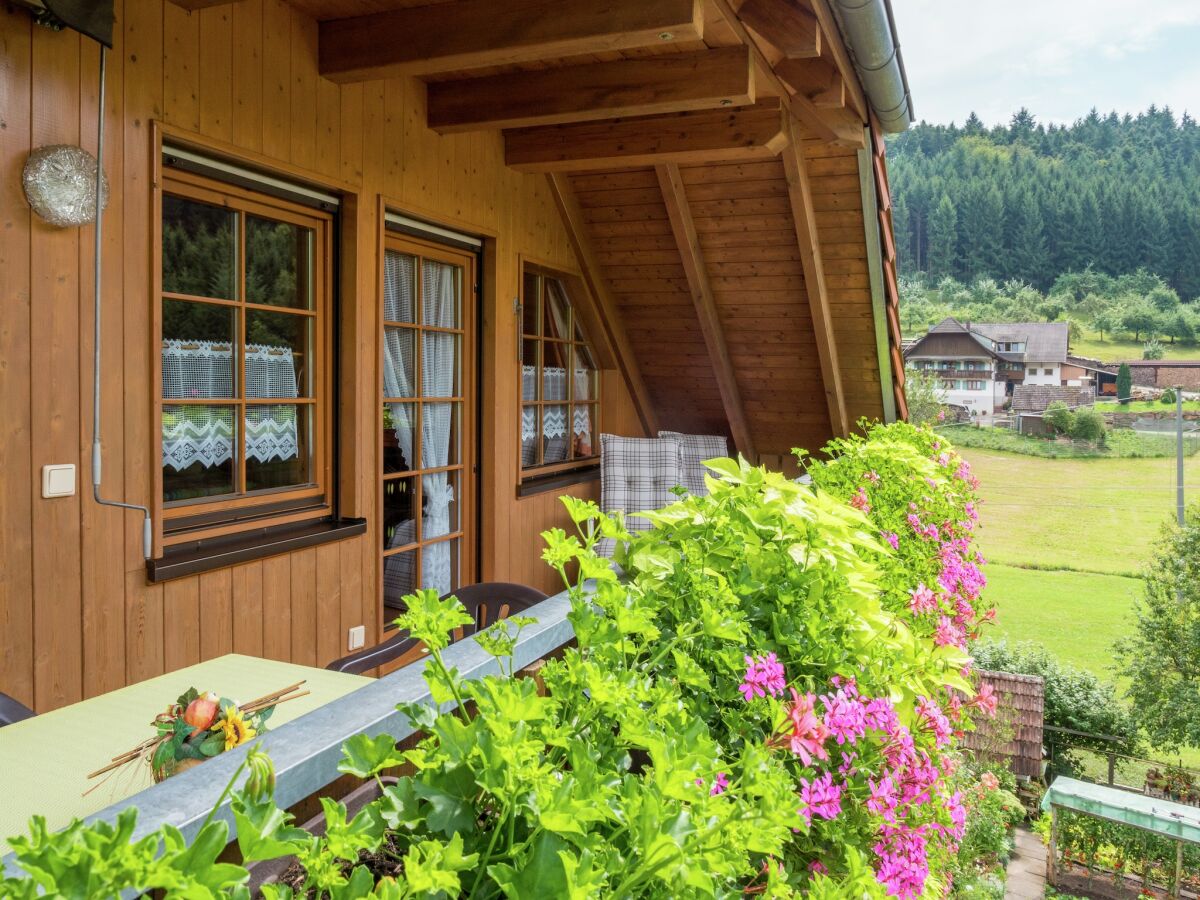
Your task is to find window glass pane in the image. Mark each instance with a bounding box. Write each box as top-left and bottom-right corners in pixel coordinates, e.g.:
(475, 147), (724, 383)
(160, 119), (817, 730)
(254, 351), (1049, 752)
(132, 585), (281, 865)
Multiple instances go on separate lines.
(382, 547), (417, 629)
(383, 328), (416, 399)
(421, 332), (459, 397)
(421, 537), (458, 598)
(382, 476), (419, 551)
(162, 194), (237, 300)
(543, 278), (570, 340)
(572, 404), (598, 459)
(522, 340), (539, 401)
(543, 404), (569, 464)
(421, 402), (459, 468)
(245, 403), (311, 491)
(522, 272), (539, 336)
(162, 404), (236, 501)
(422, 469), (459, 541)
(245, 309), (311, 398)
(246, 215), (313, 309)
(421, 259), (460, 328)
(383, 402), (417, 474)
(572, 345), (597, 402)
(161, 300), (236, 399)
(543, 342), (569, 401)
(521, 405), (539, 468)
(383, 250), (416, 323)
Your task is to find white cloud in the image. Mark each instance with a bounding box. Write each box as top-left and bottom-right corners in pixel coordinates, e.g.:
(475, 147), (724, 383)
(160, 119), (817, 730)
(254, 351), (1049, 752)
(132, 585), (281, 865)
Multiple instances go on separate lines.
(893, 0), (1200, 124)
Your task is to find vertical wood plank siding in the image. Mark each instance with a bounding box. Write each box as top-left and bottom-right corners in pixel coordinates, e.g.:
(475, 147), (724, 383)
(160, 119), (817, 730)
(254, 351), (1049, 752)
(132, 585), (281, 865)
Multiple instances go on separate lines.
(0, 0), (642, 710)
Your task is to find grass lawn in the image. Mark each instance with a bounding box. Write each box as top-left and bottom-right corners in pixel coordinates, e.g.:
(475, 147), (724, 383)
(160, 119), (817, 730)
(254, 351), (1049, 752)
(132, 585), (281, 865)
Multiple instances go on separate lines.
(983, 564), (1138, 681)
(1071, 330), (1200, 363)
(959, 447), (1190, 576)
(1098, 400), (1200, 413)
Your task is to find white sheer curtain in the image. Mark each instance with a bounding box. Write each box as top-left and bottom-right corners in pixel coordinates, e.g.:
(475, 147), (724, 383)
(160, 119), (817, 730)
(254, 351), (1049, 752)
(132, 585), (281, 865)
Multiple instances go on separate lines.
(381, 251), (457, 603)
(382, 252), (418, 601)
(420, 260), (457, 595)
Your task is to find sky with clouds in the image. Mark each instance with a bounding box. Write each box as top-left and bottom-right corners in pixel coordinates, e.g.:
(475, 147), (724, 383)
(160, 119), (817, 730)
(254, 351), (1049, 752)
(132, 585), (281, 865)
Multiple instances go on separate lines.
(892, 0), (1200, 127)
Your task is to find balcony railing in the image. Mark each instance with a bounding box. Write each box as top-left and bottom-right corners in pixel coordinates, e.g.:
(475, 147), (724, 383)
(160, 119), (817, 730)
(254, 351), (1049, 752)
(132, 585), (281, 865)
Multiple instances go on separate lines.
(0, 586), (581, 879)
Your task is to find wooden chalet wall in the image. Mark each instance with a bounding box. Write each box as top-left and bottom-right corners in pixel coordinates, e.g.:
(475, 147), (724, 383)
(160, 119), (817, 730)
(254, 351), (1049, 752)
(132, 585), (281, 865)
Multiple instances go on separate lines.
(0, 0), (643, 712)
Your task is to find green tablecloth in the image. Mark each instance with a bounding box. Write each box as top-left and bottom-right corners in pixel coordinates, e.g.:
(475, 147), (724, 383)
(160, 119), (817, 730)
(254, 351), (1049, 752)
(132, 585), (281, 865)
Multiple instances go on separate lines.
(0, 654), (370, 846)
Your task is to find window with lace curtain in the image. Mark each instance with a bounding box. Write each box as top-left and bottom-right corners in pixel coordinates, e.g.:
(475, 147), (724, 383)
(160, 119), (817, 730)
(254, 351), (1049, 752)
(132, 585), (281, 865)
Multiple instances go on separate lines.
(156, 170), (333, 544)
(520, 267), (600, 476)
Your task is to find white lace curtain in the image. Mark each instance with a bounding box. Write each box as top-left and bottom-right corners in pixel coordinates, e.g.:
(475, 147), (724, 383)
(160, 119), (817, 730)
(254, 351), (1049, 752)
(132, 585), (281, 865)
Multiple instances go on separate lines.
(161, 340), (300, 471)
(383, 251), (457, 604)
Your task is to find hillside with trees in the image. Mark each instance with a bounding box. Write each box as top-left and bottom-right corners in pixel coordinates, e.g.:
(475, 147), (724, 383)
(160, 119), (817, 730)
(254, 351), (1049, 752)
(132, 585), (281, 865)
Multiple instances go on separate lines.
(888, 107), (1200, 301)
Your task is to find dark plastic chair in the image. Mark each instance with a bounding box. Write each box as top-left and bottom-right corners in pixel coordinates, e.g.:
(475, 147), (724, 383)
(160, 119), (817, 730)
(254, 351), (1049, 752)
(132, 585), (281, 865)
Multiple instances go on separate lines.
(325, 582), (549, 676)
(0, 692), (36, 728)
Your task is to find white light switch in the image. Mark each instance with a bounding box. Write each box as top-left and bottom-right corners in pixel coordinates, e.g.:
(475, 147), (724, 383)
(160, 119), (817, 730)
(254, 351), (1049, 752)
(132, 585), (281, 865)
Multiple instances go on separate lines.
(348, 625), (366, 651)
(42, 464), (76, 499)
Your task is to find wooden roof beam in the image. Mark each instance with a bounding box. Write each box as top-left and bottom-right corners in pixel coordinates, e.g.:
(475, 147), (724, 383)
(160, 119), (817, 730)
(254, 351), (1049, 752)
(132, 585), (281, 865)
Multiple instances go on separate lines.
(805, 0), (869, 120)
(710, 0), (863, 148)
(781, 116), (849, 437)
(319, 0), (703, 83)
(546, 175), (659, 437)
(655, 163), (756, 461)
(428, 47), (754, 134)
(776, 58), (845, 109)
(737, 0), (821, 59)
(505, 99), (788, 173)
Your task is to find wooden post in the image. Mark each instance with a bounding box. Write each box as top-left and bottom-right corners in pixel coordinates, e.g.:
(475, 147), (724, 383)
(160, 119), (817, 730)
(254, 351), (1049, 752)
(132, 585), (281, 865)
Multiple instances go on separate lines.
(1174, 840), (1184, 899)
(1047, 806), (1059, 886)
(1107, 751), (1116, 786)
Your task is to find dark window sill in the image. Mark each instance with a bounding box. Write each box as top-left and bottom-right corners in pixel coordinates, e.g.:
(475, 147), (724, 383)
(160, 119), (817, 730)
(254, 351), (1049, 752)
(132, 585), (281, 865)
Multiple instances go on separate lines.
(147, 517), (367, 583)
(517, 465), (600, 498)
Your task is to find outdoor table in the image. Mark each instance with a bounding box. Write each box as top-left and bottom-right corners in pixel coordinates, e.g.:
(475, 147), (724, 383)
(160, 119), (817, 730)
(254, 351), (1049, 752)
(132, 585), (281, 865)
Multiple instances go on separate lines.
(0, 654), (371, 845)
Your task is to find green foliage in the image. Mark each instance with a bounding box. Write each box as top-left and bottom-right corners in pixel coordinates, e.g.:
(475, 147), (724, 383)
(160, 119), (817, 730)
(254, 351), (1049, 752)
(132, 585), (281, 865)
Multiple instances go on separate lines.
(1043, 401), (1072, 434)
(1143, 337), (1166, 360)
(1117, 363), (1132, 404)
(1041, 809), (1200, 893)
(1161, 387), (1177, 405)
(0, 424), (993, 898)
(946, 759), (1025, 898)
(944, 425), (1197, 459)
(1066, 408), (1105, 443)
(972, 640), (1140, 774)
(1117, 506), (1200, 748)
(889, 107), (1200, 299)
(903, 366), (948, 425)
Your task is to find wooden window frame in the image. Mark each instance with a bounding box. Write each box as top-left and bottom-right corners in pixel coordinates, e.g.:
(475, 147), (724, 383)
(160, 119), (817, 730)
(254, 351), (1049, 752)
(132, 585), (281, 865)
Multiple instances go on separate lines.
(378, 232), (478, 633)
(519, 263), (602, 483)
(153, 168), (335, 550)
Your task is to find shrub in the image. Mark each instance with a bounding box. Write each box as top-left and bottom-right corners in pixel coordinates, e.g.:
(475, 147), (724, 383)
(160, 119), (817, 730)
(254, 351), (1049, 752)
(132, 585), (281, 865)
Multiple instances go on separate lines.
(1066, 407), (1105, 443)
(972, 640), (1140, 775)
(1161, 387), (1177, 405)
(1117, 506), (1200, 748)
(1142, 338), (1165, 360)
(1117, 363), (1132, 404)
(1043, 401), (1073, 434)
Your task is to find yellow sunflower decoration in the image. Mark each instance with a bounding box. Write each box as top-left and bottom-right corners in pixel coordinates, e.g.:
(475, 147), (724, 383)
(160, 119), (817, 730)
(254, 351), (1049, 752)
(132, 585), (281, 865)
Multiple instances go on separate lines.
(214, 705), (257, 751)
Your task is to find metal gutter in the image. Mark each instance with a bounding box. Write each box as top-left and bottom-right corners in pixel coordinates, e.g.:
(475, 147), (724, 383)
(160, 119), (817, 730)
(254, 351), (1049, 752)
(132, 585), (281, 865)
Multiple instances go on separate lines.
(830, 0), (913, 132)
(856, 132), (897, 422)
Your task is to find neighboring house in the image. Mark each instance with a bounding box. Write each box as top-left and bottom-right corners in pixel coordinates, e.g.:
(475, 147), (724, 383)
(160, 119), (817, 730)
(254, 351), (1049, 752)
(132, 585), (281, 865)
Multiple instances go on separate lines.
(1110, 360), (1200, 391)
(903, 318), (1070, 416)
(1063, 355), (1117, 395)
(0, 0), (911, 709)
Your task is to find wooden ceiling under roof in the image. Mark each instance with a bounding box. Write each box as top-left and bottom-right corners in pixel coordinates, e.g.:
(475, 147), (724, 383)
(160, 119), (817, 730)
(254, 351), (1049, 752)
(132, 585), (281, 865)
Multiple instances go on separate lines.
(222, 0), (905, 456)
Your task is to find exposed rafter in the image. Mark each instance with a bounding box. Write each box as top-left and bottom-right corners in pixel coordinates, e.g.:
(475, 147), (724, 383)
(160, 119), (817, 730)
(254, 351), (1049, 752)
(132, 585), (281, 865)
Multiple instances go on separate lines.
(781, 117), (849, 437)
(709, 0), (863, 148)
(655, 163), (756, 460)
(776, 58), (844, 109)
(319, 0), (703, 83)
(546, 175), (660, 437)
(736, 0), (821, 59)
(428, 47), (754, 134)
(805, 0), (869, 120)
(505, 100), (788, 173)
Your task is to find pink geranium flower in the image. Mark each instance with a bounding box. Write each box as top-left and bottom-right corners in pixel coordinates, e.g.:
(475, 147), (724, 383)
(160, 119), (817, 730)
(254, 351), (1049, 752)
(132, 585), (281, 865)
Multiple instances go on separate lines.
(798, 773), (843, 824)
(738, 652), (786, 701)
(851, 487), (871, 513)
(908, 583), (938, 616)
(783, 688), (830, 766)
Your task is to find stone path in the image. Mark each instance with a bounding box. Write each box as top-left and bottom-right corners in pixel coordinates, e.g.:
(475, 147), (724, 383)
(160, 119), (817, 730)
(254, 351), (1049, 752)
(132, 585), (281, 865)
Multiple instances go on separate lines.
(1005, 826), (1049, 900)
